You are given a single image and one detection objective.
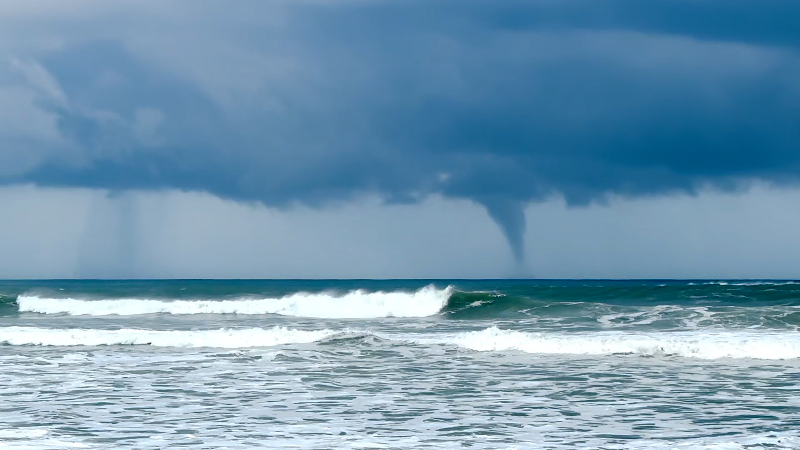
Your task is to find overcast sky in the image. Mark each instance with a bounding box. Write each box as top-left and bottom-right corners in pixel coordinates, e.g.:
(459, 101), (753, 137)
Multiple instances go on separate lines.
(2, 1), (800, 279)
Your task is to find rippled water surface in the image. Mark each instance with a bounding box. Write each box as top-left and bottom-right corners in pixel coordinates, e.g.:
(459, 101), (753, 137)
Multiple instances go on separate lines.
(1, 280), (799, 449)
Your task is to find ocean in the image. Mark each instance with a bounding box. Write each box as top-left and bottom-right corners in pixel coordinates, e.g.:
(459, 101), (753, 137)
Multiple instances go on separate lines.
(0, 279), (798, 449)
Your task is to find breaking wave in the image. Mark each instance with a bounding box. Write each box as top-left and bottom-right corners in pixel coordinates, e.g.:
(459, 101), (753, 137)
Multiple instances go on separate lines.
(16, 285), (452, 318)
(3, 324), (799, 359)
(0, 326), (339, 348)
(440, 327), (800, 360)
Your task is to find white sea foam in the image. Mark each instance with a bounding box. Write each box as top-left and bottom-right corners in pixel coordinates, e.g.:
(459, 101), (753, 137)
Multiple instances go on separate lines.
(604, 432), (800, 450)
(0, 326), (338, 348)
(701, 281), (800, 286)
(16, 285), (452, 318)
(441, 327), (800, 359)
(0, 429), (48, 439)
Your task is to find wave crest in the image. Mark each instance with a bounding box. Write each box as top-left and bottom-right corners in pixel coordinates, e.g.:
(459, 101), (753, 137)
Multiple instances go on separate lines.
(16, 285), (452, 318)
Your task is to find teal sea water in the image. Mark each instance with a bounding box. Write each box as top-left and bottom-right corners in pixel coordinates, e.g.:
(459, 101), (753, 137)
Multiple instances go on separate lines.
(0, 279), (799, 449)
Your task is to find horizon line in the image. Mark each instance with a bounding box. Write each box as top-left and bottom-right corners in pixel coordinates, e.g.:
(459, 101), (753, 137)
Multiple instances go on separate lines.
(1, 278), (798, 282)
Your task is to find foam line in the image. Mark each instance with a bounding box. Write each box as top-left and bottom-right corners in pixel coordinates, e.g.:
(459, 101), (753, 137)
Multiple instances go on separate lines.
(439, 327), (800, 360)
(0, 326), (338, 348)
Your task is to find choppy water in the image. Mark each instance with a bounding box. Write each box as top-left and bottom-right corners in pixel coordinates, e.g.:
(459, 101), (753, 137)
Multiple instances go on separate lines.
(1, 280), (799, 449)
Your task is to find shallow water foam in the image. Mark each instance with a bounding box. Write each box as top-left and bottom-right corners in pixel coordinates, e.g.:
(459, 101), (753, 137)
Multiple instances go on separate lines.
(441, 326), (800, 359)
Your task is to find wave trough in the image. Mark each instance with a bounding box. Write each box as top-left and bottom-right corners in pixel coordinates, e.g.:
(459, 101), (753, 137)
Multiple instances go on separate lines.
(16, 285), (452, 318)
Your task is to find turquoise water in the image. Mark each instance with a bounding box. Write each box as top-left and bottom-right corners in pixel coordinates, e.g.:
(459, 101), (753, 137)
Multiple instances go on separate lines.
(1, 280), (799, 449)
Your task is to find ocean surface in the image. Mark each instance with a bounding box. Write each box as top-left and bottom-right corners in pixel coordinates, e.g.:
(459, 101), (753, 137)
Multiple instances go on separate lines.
(0, 279), (799, 449)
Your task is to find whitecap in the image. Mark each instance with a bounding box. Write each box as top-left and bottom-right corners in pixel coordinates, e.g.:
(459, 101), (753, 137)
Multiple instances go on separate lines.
(17, 285), (452, 318)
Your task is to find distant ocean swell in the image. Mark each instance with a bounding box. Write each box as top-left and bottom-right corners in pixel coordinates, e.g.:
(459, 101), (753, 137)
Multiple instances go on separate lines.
(9, 283), (800, 326)
(2, 325), (799, 359)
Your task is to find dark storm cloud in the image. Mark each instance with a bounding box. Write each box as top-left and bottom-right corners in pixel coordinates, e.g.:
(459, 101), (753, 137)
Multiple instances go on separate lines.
(3, 0), (800, 261)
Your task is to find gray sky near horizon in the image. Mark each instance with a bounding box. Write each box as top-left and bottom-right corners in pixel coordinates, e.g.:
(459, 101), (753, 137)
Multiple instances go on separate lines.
(3, 184), (800, 279)
(2, 1), (800, 279)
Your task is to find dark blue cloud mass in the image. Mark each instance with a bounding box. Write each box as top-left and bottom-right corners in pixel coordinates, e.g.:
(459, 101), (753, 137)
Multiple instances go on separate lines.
(3, 0), (800, 262)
